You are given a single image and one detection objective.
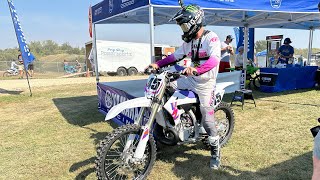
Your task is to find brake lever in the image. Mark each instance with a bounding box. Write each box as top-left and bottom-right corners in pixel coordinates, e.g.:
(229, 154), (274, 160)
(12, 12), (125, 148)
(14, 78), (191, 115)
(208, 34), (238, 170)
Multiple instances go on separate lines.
(181, 71), (199, 76)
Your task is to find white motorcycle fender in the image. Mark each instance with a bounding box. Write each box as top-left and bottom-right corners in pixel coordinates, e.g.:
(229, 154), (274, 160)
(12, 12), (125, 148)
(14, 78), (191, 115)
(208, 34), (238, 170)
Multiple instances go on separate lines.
(104, 97), (152, 121)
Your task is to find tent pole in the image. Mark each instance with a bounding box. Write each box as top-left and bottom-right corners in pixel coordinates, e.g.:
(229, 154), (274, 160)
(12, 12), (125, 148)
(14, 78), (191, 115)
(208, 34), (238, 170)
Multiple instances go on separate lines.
(149, 5), (155, 63)
(307, 28), (314, 66)
(93, 23), (99, 82)
(243, 25), (249, 89)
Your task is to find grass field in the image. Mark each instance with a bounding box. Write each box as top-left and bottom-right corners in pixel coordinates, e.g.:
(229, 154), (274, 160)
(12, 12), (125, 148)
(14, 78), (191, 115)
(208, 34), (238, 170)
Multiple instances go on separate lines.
(0, 77), (319, 179)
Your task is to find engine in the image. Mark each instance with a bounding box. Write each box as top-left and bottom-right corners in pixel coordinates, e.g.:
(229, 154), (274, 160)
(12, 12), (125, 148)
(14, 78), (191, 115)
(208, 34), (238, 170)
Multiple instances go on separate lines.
(176, 113), (194, 141)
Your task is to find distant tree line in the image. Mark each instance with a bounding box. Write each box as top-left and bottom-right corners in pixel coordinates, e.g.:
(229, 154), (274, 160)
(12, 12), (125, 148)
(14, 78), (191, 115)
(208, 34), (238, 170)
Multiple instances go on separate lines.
(0, 40), (85, 62)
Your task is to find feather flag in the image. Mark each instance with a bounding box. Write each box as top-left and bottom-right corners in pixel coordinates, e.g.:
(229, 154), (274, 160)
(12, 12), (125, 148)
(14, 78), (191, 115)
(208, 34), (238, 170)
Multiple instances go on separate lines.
(7, 0), (35, 69)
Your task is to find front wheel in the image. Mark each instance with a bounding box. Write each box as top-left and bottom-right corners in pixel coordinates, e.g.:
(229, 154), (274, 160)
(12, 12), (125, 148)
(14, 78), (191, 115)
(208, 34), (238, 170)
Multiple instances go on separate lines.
(3, 72), (10, 77)
(215, 102), (235, 147)
(96, 124), (157, 180)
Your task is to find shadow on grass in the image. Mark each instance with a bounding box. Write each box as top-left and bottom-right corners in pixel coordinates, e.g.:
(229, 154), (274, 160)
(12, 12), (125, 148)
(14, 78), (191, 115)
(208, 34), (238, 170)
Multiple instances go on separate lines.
(0, 88), (23, 95)
(224, 88), (320, 108)
(157, 144), (313, 179)
(53, 95), (112, 179)
(52, 95), (104, 126)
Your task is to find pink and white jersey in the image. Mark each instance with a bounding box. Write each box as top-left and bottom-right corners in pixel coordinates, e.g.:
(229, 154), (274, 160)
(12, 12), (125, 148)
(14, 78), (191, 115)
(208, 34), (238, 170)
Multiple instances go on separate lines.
(173, 31), (221, 81)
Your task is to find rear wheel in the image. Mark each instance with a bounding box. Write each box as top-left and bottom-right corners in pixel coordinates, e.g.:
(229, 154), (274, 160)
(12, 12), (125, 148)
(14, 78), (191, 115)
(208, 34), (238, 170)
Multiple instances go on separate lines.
(96, 124), (157, 180)
(128, 67), (138, 76)
(117, 67), (127, 76)
(253, 75), (261, 89)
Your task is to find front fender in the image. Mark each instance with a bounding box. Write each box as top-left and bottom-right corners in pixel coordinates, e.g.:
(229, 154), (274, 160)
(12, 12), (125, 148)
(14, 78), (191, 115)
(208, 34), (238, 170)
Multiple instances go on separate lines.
(105, 97), (152, 121)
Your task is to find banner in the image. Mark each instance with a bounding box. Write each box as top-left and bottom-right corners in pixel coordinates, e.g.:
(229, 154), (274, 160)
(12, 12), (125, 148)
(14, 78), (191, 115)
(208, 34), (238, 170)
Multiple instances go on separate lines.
(89, 6), (93, 38)
(235, 27), (255, 61)
(233, 27), (240, 54)
(7, 0), (35, 69)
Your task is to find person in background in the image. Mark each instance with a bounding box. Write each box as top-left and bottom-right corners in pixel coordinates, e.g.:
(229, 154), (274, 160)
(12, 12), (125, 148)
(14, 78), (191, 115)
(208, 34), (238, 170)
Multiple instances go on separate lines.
(88, 49), (96, 72)
(313, 131), (320, 180)
(75, 60), (82, 73)
(27, 52), (35, 77)
(277, 38), (294, 64)
(219, 35), (234, 73)
(234, 46), (244, 70)
(10, 59), (18, 72)
(17, 54), (24, 79)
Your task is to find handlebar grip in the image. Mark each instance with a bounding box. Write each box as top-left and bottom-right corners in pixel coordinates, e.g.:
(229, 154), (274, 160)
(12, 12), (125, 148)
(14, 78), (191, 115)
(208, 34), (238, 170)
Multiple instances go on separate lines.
(193, 71), (199, 76)
(181, 71), (198, 76)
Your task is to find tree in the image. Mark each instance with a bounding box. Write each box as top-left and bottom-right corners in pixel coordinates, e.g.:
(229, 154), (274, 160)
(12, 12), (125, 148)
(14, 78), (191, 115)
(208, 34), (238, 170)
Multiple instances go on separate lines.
(0, 40), (85, 62)
(255, 40), (267, 53)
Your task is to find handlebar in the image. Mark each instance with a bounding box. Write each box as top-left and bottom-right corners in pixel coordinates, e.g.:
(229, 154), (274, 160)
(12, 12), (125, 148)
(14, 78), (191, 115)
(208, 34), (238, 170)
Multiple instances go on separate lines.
(145, 65), (198, 76)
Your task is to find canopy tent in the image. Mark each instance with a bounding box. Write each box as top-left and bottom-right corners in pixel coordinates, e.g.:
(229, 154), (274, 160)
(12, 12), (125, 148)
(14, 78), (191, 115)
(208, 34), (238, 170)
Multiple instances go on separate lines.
(93, 0), (320, 28)
(91, 0), (320, 81)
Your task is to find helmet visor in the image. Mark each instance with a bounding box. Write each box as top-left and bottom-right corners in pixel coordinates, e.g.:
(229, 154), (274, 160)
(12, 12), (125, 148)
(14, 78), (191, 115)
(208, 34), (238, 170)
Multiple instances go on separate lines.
(180, 23), (191, 33)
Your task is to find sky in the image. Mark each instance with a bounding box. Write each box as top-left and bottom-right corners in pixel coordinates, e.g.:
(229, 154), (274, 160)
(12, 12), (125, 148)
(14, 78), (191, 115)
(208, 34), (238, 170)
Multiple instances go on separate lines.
(0, 0), (319, 50)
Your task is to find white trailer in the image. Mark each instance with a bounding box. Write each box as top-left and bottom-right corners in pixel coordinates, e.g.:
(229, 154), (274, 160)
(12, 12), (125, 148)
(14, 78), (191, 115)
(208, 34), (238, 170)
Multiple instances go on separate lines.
(86, 40), (172, 76)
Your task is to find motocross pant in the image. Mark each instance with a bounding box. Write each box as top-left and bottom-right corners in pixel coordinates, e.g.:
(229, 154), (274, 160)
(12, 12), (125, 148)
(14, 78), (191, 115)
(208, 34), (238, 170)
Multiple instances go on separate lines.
(170, 76), (218, 137)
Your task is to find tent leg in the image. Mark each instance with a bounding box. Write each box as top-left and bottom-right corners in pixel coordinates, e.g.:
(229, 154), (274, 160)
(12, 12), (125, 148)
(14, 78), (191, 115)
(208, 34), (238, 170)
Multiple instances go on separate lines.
(93, 24), (99, 82)
(307, 28), (314, 66)
(149, 5), (155, 63)
(242, 25), (249, 89)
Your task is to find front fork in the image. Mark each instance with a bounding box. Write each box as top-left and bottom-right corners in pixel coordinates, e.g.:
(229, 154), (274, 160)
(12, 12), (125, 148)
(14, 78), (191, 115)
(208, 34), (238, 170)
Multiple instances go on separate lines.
(124, 87), (166, 160)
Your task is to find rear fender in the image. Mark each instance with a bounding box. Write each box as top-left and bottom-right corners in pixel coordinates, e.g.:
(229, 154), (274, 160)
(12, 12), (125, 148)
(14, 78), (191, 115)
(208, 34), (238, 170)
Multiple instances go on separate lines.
(105, 97), (152, 121)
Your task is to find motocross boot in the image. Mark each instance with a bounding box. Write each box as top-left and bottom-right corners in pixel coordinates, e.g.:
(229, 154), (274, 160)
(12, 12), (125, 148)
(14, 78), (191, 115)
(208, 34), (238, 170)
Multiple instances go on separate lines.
(208, 135), (220, 170)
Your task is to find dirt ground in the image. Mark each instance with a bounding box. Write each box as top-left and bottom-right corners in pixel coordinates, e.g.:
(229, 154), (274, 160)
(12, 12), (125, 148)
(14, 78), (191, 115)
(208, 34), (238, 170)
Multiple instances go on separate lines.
(0, 76), (147, 95)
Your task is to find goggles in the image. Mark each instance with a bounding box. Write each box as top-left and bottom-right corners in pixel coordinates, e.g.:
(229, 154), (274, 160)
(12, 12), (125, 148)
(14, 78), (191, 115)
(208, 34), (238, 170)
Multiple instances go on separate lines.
(179, 23), (192, 33)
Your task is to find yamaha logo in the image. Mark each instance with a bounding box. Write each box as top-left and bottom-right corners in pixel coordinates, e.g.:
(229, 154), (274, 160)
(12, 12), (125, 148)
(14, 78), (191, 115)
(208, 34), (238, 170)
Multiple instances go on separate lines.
(109, 0), (113, 13)
(105, 90), (113, 108)
(270, 0), (282, 9)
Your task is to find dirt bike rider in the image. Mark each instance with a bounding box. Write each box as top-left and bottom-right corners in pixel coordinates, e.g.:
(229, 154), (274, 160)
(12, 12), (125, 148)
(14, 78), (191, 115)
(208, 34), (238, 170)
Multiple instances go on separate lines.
(10, 59), (18, 72)
(148, 4), (222, 169)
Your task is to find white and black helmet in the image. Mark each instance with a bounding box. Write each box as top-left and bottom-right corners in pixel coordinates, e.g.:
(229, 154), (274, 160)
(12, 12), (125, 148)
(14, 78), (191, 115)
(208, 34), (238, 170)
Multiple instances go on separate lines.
(170, 4), (205, 43)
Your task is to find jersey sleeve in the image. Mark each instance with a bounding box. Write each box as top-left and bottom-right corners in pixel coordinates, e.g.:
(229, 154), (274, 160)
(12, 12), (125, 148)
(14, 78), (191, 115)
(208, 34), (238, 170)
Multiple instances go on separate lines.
(206, 32), (221, 59)
(173, 43), (187, 61)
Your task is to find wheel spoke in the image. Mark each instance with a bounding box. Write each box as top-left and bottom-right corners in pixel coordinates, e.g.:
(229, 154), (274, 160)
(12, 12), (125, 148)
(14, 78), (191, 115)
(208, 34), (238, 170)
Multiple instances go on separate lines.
(106, 164), (120, 174)
(119, 135), (127, 148)
(97, 125), (155, 180)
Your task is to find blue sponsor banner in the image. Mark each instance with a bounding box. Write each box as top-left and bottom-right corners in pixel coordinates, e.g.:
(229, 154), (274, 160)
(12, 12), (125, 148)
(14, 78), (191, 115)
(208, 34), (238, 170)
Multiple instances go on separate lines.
(92, 0), (149, 23)
(7, 0), (35, 69)
(236, 27), (255, 61)
(233, 27), (240, 54)
(97, 83), (150, 125)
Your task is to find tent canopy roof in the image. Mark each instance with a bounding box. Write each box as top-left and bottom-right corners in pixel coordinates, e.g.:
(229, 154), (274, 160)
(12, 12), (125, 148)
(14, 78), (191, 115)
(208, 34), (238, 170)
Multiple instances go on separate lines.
(92, 0), (320, 29)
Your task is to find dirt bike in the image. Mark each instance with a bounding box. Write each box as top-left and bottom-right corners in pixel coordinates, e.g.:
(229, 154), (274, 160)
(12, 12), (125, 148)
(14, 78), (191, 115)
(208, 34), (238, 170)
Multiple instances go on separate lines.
(96, 66), (235, 179)
(246, 60), (260, 90)
(3, 68), (18, 77)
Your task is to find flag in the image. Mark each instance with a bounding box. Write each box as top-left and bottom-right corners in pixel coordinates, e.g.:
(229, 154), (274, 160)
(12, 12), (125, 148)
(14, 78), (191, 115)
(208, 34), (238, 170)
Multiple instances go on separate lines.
(233, 27), (240, 54)
(7, 0), (35, 69)
(89, 5), (93, 38)
(234, 27), (255, 60)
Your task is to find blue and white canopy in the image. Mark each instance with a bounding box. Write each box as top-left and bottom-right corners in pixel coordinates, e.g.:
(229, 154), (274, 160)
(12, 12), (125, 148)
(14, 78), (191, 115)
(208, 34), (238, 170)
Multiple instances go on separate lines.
(92, 0), (320, 29)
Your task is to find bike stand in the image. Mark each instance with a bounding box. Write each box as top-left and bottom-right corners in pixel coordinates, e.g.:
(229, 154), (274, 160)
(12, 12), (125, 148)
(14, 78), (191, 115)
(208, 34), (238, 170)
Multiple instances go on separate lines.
(230, 89), (256, 110)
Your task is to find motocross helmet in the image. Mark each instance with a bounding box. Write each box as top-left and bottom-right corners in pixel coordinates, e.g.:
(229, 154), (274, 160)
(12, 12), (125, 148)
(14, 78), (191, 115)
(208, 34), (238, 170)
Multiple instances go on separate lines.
(170, 4), (204, 43)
